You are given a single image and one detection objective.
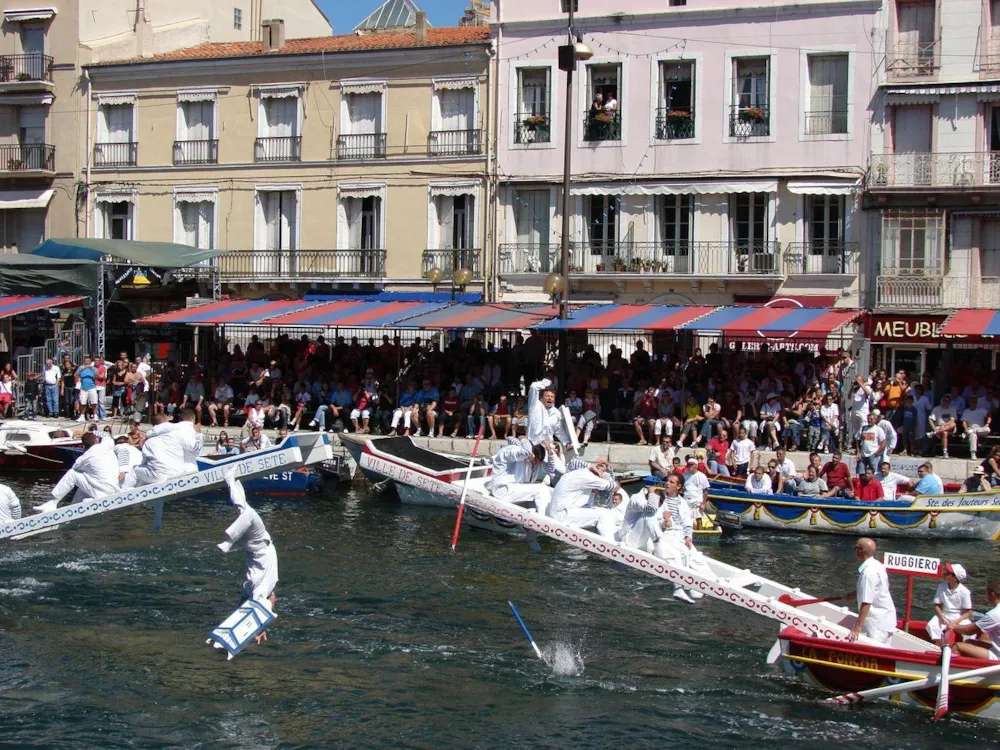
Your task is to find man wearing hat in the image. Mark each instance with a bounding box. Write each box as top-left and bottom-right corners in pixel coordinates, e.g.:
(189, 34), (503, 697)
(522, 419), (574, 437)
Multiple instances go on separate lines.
(961, 466), (992, 494)
(927, 394), (958, 458)
(926, 562), (972, 644)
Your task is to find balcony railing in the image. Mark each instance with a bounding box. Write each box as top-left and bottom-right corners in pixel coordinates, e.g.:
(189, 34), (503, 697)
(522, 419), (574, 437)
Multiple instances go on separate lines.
(729, 105), (770, 138)
(254, 136), (301, 162)
(421, 248), (482, 278)
(217, 249), (386, 281)
(499, 240), (782, 276)
(0, 53), (53, 83)
(94, 142), (137, 167)
(655, 107), (695, 140)
(869, 152), (1000, 189)
(0, 143), (54, 172)
(514, 113), (551, 144)
(173, 139), (218, 165)
(804, 107), (848, 136)
(583, 110), (621, 142)
(784, 241), (858, 274)
(337, 133), (387, 160)
(888, 41), (939, 78)
(429, 129), (482, 156)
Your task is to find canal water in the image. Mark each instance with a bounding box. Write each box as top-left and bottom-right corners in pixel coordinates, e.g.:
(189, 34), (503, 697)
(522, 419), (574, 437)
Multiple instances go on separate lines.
(0, 477), (997, 748)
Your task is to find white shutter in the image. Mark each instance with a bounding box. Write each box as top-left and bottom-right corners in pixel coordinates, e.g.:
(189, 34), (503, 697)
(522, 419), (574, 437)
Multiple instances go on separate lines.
(439, 89), (473, 130)
(265, 193), (279, 250)
(280, 191), (296, 250)
(18, 209), (44, 251)
(105, 105), (132, 143)
(184, 102), (211, 141)
(438, 196), (455, 249)
(198, 202), (213, 249)
(254, 192), (266, 250)
(348, 94), (379, 135)
(346, 198), (362, 249)
(180, 203), (198, 246)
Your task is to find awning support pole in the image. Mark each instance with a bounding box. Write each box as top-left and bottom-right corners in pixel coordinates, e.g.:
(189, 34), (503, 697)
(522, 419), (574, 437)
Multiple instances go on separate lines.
(95, 261), (106, 356)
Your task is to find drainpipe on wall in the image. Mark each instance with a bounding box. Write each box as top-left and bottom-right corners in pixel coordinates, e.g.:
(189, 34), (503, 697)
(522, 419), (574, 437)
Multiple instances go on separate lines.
(84, 68), (92, 239)
(488, 0), (502, 303)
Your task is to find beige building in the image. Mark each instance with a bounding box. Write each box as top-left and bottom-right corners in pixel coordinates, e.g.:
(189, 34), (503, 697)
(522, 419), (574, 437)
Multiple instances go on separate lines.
(83, 20), (493, 298)
(0, 1), (330, 255)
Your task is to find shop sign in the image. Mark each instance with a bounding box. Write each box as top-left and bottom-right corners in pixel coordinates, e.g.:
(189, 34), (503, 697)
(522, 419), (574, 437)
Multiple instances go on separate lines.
(865, 314), (951, 344)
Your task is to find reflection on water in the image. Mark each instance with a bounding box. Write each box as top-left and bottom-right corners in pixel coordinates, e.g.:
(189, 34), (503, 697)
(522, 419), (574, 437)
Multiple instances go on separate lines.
(0, 477), (996, 748)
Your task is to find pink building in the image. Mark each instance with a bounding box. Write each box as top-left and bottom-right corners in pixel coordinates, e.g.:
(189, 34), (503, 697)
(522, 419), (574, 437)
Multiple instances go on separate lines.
(491, 0), (878, 307)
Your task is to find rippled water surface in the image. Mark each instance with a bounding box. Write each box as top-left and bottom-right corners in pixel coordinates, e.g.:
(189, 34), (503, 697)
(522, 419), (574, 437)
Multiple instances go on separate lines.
(1, 476), (998, 748)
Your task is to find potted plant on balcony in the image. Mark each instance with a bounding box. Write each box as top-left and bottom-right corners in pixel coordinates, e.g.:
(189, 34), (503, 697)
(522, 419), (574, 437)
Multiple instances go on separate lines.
(523, 114), (548, 129)
(611, 256), (627, 272)
(666, 110), (692, 126)
(739, 106), (766, 123)
(596, 262), (606, 272)
(16, 72), (32, 81)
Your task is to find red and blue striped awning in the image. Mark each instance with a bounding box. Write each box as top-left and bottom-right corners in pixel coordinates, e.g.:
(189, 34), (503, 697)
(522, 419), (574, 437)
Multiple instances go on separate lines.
(392, 303), (559, 330)
(535, 305), (716, 331)
(940, 309), (1000, 338)
(0, 295), (85, 320)
(258, 300), (448, 327)
(136, 299), (320, 325)
(679, 306), (861, 336)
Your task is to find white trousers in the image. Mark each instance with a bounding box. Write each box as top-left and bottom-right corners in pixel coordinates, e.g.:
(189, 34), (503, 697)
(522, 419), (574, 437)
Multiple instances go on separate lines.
(968, 426), (990, 454)
(52, 470), (116, 505)
(244, 542), (279, 602)
(555, 507), (617, 540)
(496, 483), (553, 516)
(653, 531), (716, 591)
(653, 418), (673, 438)
(391, 408), (412, 429)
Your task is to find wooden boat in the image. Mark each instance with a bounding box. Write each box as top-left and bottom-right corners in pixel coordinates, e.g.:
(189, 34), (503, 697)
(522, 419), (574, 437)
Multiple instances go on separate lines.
(708, 482), (1000, 540)
(198, 455), (323, 496)
(0, 432), (334, 540)
(0, 420), (82, 472)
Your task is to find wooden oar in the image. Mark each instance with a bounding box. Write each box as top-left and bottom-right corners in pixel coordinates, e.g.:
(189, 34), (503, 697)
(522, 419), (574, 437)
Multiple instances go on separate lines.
(449, 425), (485, 551)
(778, 594), (850, 607)
(508, 600), (547, 664)
(934, 631), (955, 720)
(825, 662), (1000, 705)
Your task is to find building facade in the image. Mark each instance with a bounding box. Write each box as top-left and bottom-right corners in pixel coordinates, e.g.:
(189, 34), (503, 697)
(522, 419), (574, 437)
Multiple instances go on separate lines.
(492, 0), (878, 309)
(864, 0), (1000, 377)
(83, 23), (493, 300)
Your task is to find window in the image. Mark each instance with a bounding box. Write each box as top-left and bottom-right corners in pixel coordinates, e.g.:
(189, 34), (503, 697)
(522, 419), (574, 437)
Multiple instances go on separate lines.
(882, 211), (943, 274)
(0, 209), (44, 252)
(656, 61), (695, 140)
(584, 64), (621, 142)
(587, 195), (617, 254)
(982, 219), (1000, 277)
(342, 195), (382, 250)
(175, 98), (217, 164)
(731, 57), (769, 137)
(256, 93), (300, 162)
(95, 101), (136, 166)
(893, 0), (936, 75)
(234, 7), (243, 30)
(20, 24), (45, 79)
(435, 194), (475, 251)
(669, 0), (687, 5)
(512, 189), (552, 271)
(660, 195), (692, 272)
(338, 91), (386, 159)
(432, 85), (478, 155)
(989, 107), (1000, 184)
(806, 54), (848, 135)
(807, 196), (843, 246)
(731, 193), (774, 272)
(16, 106), (49, 170)
(96, 200), (134, 240)
(256, 191), (297, 251)
(515, 68), (550, 144)
(175, 200), (214, 250)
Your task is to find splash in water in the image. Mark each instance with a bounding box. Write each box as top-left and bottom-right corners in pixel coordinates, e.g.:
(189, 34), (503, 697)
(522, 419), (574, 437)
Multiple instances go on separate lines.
(544, 641), (584, 677)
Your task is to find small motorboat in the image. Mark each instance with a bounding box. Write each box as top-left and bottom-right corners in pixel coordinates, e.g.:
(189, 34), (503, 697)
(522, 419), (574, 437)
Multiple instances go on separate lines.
(0, 420), (82, 472)
(197, 455), (323, 496)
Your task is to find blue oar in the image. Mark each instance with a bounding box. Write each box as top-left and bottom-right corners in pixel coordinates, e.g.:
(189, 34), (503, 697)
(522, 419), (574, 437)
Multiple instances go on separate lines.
(507, 600), (546, 663)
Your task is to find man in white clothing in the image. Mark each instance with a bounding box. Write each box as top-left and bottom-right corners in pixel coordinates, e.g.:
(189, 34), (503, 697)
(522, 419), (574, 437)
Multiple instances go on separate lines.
(857, 413), (886, 474)
(951, 579), (1000, 661)
(546, 462), (618, 539)
(745, 465), (773, 495)
(872, 410), (898, 461)
(615, 485), (662, 550)
(727, 426), (756, 477)
(123, 409), (204, 488)
(681, 456), (709, 521)
(774, 447), (798, 494)
(846, 537), (897, 644)
(0, 483), (21, 522)
(648, 435), (675, 480)
(875, 461), (912, 502)
(927, 395), (959, 458)
(218, 470), (278, 644)
(40, 431), (120, 512)
(651, 473), (717, 603)
(961, 396), (992, 457)
(486, 442), (551, 515)
(527, 377), (570, 447)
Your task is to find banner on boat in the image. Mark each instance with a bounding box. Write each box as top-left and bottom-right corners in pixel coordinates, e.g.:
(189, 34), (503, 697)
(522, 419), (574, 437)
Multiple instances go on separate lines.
(884, 552), (940, 578)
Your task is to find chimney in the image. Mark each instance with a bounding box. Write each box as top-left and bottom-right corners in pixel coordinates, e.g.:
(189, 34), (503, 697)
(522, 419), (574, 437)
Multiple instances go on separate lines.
(415, 11), (427, 44)
(261, 18), (286, 52)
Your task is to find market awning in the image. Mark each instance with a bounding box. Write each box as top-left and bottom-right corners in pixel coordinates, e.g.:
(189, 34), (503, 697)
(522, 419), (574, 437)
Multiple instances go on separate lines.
(0, 294), (84, 320)
(0, 188), (54, 210)
(30, 238), (228, 269)
(393, 303), (558, 330)
(939, 309), (1000, 338)
(257, 300), (448, 327)
(136, 299), (320, 325)
(535, 305), (717, 331)
(680, 306), (861, 336)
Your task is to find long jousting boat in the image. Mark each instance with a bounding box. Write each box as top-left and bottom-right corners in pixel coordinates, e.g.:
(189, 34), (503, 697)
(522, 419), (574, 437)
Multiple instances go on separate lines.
(0, 432), (334, 540)
(708, 483), (1000, 540)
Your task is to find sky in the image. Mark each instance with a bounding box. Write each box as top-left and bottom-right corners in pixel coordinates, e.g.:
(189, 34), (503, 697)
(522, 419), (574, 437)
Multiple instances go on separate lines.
(316, 0), (473, 34)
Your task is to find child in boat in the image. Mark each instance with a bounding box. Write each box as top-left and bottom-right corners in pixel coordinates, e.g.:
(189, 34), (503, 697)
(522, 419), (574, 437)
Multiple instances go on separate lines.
(926, 563), (972, 645)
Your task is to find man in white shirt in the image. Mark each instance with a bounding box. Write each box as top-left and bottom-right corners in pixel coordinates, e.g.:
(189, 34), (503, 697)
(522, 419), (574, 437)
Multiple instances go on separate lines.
(209, 378), (235, 428)
(42, 357), (61, 417)
(849, 376), (872, 447)
(745, 465), (773, 495)
(858, 413), (886, 474)
(486, 443), (550, 515)
(39, 431), (120, 512)
(774, 447), (798, 494)
(546, 462), (618, 539)
(648, 435), (675, 479)
(819, 395), (839, 452)
(122, 409), (204, 489)
(961, 396), (992, 457)
(872, 409), (897, 461)
(875, 461), (912, 501)
(0, 483), (21, 523)
(927, 394), (958, 458)
(952, 579), (1000, 661)
(847, 537), (897, 644)
(727, 426), (756, 476)
(652, 473), (717, 604)
(681, 456), (710, 521)
(527, 377), (570, 447)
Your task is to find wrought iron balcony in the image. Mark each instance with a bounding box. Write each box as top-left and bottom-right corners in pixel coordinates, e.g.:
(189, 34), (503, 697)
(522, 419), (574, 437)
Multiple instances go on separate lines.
(887, 42), (939, 78)
(254, 136), (301, 162)
(729, 104), (770, 138)
(514, 113), (551, 144)
(583, 110), (621, 142)
(428, 129), (482, 156)
(337, 133), (386, 160)
(217, 249), (386, 282)
(0, 143), (54, 172)
(804, 106), (848, 136)
(0, 53), (52, 83)
(173, 139), (218, 165)
(499, 240), (782, 276)
(784, 241), (858, 274)
(655, 107), (695, 140)
(94, 142), (137, 167)
(868, 152), (1000, 189)
(421, 248), (482, 278)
